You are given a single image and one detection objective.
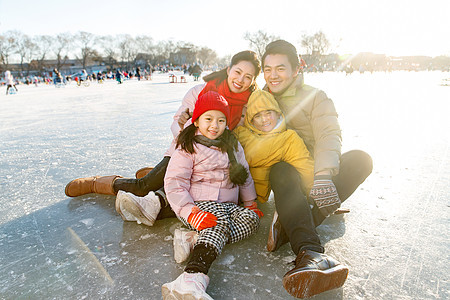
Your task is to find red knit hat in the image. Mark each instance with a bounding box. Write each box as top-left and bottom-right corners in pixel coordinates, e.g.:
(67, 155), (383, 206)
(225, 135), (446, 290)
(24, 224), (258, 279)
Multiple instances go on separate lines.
(192, 91), (230, 124)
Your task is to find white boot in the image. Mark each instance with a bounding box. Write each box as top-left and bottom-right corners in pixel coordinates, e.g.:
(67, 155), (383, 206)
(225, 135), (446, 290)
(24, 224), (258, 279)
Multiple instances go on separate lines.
(115, 190), (139, 222)
(115, 190), (161, 226)
(161, 272), (213, 300)
(174, 228), (198, 263)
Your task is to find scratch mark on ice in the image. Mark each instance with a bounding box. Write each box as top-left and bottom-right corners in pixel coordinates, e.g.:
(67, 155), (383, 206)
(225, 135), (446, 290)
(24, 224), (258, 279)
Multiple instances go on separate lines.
(400, 144), (447, 289)
(67, 227), (114, 285)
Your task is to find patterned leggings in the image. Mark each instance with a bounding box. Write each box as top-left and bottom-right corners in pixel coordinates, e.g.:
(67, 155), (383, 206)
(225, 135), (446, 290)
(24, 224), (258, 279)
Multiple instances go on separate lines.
(180, 201), (260, 255)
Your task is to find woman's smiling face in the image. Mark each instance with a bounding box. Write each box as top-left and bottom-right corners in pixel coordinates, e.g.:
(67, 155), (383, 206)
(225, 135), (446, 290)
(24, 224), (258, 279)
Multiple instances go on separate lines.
(226, 61), (256, 93)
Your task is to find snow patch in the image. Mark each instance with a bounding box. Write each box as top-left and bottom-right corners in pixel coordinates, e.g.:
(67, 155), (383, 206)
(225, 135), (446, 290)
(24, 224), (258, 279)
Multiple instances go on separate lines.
(80, 218), (94, 227)
(218, 254), (235, 265)
(139, 234), (155, 240)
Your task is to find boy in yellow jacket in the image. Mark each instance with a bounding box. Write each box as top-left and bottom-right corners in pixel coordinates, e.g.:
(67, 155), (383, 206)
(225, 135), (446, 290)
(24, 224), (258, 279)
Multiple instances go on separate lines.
(234, 90), (314, 204)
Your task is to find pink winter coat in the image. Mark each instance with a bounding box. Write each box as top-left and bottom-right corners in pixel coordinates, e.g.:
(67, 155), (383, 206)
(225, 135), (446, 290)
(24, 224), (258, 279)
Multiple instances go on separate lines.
(164, 135), (257, 220)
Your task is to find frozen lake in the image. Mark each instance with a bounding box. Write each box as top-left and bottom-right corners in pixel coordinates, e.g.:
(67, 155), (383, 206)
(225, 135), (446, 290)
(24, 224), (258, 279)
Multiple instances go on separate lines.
(0, 71), (449, 299)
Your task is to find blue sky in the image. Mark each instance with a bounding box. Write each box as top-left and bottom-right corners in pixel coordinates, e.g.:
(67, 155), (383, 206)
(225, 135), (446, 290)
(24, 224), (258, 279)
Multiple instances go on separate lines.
(0, 0), (449, 57)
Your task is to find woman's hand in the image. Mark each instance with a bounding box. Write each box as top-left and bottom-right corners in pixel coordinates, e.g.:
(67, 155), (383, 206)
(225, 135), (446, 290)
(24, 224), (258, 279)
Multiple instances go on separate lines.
(178, 108), (192, 129)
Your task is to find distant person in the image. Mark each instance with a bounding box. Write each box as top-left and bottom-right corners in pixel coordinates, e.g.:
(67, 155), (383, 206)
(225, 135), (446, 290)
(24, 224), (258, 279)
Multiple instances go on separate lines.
(81, 69), (88, 80)
(77, 69), (88, 86)
(190, 64), (203, 81)
(136, 67), (141, 81)
(64, 50), (261, 226)
(97, 71), (104, 83)
(116, 69), (123, 84)
(261, 40), (373, 298)
(359, 64), (366, 74)
(299, 55), (307, 73)
(146, 65), (153, 80)
(161, 91), (262, 299)
(53, 68), (63, 85)
(344, 64), (354, 75)
(4, 71), (18, 95)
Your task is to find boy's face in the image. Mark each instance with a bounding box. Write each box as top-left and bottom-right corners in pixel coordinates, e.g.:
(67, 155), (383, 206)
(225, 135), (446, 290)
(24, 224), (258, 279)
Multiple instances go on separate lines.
(263, 54), (299, 95)
(251, 110), (279, 132)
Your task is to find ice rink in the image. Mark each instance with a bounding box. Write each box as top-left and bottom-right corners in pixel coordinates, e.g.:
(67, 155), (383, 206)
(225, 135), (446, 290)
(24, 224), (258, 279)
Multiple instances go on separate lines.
(0, 71), (449, 299)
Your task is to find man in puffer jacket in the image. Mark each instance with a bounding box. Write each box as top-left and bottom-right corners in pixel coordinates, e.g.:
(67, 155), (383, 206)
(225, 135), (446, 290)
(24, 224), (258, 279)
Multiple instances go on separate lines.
(261, 40), (373, 299)
(234, 89), (314, 203)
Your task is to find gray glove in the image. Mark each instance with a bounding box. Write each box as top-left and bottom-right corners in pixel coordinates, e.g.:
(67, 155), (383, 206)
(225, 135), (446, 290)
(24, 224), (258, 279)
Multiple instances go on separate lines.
(309, 179), (341, 217)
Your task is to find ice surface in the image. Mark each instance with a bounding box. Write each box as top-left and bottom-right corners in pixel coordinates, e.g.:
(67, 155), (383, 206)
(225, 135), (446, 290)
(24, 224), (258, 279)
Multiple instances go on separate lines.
(0, 71), (449, 299)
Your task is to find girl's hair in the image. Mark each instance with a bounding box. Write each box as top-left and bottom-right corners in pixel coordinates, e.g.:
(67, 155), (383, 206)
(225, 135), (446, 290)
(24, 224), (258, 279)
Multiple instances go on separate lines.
(176, 124), (239, 154)
(202, 50), (261, 92)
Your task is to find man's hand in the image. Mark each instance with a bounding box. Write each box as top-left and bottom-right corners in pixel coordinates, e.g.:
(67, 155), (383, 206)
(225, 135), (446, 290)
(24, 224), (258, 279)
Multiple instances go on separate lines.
(178, 108), (192, 129)
(309, 179), (341, 217)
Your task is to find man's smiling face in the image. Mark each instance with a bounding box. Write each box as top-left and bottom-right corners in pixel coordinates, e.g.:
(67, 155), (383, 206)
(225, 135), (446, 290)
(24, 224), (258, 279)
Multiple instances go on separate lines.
(263, 54), (299, 95)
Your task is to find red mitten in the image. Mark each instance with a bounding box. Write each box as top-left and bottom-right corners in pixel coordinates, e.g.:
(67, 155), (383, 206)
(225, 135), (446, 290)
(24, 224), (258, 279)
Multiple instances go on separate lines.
(245, 202), (264, 218)
(187, 206), (217, 231)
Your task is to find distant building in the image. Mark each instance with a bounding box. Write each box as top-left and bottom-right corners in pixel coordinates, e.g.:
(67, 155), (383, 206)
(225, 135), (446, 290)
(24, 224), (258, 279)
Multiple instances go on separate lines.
(169, 47), (197, 65)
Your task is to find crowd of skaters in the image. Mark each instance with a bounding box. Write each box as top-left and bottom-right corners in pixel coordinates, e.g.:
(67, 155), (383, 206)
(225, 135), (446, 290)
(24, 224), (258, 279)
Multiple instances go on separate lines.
(2, 63), (207, 91)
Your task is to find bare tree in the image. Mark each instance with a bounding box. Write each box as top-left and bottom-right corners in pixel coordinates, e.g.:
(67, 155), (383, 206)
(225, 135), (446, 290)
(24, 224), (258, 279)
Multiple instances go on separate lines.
(117, 34), (138, 69)
(154, 40), (177, 65)
(175, 41), (198, 65)
(300, 31), (330, 56)
(13, 31), (31, 73)
(197, 47), (218, 66)
(135, 35), (154, 56)
(53, 33), (73, 70)
(75, 31), (97, 69)
(23, 37), (39, 76)
(0, 31), (18, 71)
(99, 35), (119, 70)
(134, 35), (155, 68)
(244, 30), (280, 59)
(218, 54), (232, 68)
(34, 35), (53, 74)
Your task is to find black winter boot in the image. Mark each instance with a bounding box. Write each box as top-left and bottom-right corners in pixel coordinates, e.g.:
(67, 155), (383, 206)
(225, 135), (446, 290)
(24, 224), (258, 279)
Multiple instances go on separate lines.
(283, 249), (349, 298)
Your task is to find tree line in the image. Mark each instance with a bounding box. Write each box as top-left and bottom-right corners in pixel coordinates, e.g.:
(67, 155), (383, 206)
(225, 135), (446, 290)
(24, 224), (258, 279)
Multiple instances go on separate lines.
(3, 29), (445, 76)
(0, 31), (222, 75)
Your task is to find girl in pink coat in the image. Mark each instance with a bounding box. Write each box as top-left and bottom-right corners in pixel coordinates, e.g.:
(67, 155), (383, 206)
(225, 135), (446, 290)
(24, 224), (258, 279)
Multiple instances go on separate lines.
(162, 91), (263, 300)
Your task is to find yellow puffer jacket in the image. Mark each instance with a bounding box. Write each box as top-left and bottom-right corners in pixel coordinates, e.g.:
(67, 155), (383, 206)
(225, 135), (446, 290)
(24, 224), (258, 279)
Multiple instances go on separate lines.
(234, 90), (314, 203)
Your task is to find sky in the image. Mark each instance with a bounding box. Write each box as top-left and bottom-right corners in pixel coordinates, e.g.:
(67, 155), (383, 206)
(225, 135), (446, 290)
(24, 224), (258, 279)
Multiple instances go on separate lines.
(0, 0), (449, 58)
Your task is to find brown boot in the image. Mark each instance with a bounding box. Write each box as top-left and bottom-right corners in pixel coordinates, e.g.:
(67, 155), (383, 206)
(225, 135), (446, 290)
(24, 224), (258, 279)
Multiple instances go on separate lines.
(283, 250), (349, 298)
(267, 211), (289, 252)
(135, 167), (153, 179)
(65, 175), (121, 197)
